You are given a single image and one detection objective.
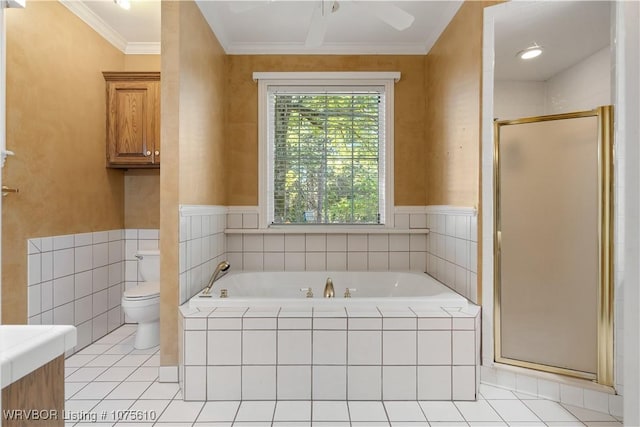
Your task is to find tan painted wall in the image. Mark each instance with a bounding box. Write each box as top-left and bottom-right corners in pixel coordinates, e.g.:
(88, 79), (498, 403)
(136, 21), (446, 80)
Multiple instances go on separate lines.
(225, 55), (427, 206)
(424, 1), (492, 207)
(2, 1), (126, 323)
(124, 54), (162, 72)
(123, 55), (161, 230)
(124, 170), (160, 229)
(160, 0), (226, 365)
(425, 0), (500, 304)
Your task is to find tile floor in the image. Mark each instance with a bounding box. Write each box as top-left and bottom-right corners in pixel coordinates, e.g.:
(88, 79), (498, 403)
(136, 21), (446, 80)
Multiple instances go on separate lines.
(65, 325), (623, 427)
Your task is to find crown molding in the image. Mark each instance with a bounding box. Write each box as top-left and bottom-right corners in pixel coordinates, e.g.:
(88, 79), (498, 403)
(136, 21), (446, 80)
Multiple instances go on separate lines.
(225, 42), (429, 56)
(125, 42), (161, 55)
(59, 0), (128, 53)
(59, 0), (159, 55)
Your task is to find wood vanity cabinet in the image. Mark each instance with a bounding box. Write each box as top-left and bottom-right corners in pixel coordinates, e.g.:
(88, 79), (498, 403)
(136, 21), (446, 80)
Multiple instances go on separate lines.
(103, 72), (160, 168)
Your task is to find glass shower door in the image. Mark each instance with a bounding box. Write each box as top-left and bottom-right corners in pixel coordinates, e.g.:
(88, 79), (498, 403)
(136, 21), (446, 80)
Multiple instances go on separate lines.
(494, 107), (613, 385)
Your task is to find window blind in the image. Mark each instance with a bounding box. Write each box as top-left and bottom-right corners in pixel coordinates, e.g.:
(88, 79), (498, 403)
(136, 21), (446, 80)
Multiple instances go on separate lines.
(267, 86), (386, 225)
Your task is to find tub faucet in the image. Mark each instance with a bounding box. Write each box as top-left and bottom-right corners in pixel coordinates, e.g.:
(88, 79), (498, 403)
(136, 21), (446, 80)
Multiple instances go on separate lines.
(201, 261), (230, 296)
(324, 277), (335, 298)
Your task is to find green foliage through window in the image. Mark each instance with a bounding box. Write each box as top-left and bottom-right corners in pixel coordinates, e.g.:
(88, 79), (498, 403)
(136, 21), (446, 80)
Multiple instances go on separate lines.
(270, 89), (383, 224)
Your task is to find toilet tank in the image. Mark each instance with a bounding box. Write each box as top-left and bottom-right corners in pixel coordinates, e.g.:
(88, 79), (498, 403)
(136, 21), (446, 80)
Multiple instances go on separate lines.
(136, 249), (160, 282)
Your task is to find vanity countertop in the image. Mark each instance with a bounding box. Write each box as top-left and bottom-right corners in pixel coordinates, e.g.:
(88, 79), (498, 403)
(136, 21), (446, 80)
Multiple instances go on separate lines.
(0, 325), (76, 388)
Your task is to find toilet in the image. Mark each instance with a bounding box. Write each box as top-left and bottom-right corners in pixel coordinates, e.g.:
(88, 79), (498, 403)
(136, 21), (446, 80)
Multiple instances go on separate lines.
(122, 249), (160, 349)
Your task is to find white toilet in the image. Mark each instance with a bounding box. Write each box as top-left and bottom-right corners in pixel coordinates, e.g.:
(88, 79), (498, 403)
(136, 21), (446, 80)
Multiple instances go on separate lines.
(122, 249), (160, 349)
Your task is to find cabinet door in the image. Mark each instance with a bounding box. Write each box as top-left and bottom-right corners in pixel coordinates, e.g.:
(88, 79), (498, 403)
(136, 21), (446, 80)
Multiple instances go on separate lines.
(106, 80), (159, 166)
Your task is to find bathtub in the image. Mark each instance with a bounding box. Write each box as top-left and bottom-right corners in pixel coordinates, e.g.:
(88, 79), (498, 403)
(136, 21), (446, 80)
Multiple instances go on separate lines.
(188, 271), (468, 309)
(180, 270), (480, 401)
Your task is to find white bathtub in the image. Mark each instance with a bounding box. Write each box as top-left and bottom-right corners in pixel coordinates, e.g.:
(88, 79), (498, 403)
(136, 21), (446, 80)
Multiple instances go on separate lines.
(188, 271), (468, 309)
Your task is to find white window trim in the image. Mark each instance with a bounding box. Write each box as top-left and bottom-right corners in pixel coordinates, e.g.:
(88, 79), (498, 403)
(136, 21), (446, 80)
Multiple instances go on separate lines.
(255, 71), (399, 230)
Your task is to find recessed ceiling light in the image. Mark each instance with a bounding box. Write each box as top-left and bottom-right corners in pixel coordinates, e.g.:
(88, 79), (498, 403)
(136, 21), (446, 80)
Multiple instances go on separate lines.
(114, 0), (130, 10)
(518, 45), (543, 60)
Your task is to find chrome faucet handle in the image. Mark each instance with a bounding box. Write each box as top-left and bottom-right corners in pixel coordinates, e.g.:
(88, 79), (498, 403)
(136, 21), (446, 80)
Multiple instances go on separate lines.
(344, 288), (357, 298)
(300, 287), (314, 298)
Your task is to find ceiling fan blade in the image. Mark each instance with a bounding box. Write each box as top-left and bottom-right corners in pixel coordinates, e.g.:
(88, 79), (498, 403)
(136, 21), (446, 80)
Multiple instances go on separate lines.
(355, 1), (415, 31)
(305, 3), (329, 47)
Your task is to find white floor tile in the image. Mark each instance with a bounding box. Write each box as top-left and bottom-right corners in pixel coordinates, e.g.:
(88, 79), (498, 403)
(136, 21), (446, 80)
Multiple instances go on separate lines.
(233, 422), (272, 427)
(545, 423), (585, 427)
(487, 400), (541, 422)
(72, 382), (120, 400)
(105, 381), (152, 399)
(138, 381), (180, 399)
(583, 422), (623, 427)
(390, 422), (431, 427)
(479, 384), (518, 400)
(78, 344), (114, 355)
(235, 401), (276, 422)
(74, 423), (115, 427)
(141, 354), (160, 367)
(157, 400), (204, 423)
(197, 401), (240, 422)
(126, 399), (171, 423)
(113, 354), (152, 367)
(562, 404), (618, 422)
(351, 422), (390, 427)
(274, 401), (311, 421)
(522, 400), (580, 422)
(66, 354), (98, 367)
(467, 422), (507, 427)
(272, 422), (310, 427)
(95, 366), (137, 382)
(104, 343), (135, 355)
(65, 366), (79, 377)
(65, 382), (87, 399)
(349, 401), (388, 422)
(428, 423), (467, 427)
(86, 354), (125, 367)
(384, 402), (427, 422)
(90, 399), (135, 422)
(454, 401), (503, 422)
(313, 401), (350, 421)
(420, 401), (465, 422)
(194, 423), (232, 427)
(66, 367), (107, 382)
(126, 367), (158, 382)
(65, 399), (100, 415)
(311, 422), (351, 427)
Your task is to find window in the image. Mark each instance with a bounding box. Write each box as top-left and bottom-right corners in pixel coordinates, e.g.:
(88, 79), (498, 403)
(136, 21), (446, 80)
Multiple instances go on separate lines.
(256, 72), (399, 228)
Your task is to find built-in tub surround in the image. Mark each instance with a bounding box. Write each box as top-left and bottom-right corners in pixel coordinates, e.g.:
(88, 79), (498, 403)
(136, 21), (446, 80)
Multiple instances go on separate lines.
(179, 206), (227, 305)
(178, 271), (480, 401)
(424, 207), (478, 303)
(224, 207), (431, 273)
(27, 229), (159, 354)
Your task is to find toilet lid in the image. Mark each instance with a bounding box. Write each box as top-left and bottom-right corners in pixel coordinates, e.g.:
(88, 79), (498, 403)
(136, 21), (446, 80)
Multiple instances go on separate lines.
(124, 281), (160, 299)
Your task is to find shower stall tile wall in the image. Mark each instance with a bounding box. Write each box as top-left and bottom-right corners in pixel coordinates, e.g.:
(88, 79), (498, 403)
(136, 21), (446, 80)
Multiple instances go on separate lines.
(179, 304), (481, 402)
(224, 207), (429, 273)
(424, 207), (478, 303)
(27, 228), (159, 354)
(179, 205), (227, 304)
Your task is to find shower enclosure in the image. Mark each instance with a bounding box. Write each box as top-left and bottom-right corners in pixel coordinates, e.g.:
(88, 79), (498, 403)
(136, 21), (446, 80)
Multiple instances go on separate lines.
(494, 106), (613, 385)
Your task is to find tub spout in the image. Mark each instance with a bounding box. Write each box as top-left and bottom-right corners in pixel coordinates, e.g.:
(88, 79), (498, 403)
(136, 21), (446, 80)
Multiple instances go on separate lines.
(324, 277), (335, 298)
(201, 261), (230, 297)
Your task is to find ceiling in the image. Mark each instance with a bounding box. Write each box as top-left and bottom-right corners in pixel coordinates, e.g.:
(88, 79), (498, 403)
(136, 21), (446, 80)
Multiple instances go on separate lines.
(60, 0), (160, 54)
(62, 0), (462, 55)
(494, 1), (611, 81)
(195, 1), (463, 54)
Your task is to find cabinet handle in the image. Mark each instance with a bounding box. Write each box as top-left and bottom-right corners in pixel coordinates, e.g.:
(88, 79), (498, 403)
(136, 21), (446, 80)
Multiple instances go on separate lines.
(146, 151), (151, 156)
(155, 150), (160, 156)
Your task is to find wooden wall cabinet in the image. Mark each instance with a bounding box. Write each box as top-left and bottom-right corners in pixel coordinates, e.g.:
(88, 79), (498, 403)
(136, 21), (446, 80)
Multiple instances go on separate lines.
(103, 72), (160, 168)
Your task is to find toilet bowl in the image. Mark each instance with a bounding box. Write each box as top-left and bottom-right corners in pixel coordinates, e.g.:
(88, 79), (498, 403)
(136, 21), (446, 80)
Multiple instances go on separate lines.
(122, 250), (160, 349)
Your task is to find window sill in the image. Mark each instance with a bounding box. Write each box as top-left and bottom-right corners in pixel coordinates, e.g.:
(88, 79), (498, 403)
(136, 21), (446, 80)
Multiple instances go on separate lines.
(224, 227), (430, 235)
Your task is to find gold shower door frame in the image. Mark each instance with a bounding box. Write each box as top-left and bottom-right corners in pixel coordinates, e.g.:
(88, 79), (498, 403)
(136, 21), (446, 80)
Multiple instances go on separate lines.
(493, 106), (614, 386)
